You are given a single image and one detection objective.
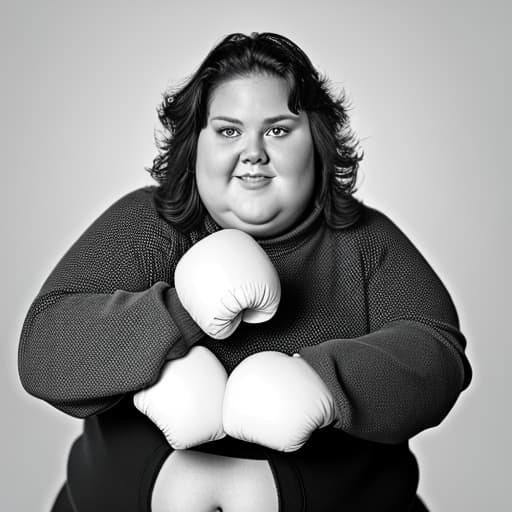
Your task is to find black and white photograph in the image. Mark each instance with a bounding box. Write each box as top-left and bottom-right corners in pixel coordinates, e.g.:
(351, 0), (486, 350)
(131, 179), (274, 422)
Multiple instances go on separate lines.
(2, 1), (509, 510)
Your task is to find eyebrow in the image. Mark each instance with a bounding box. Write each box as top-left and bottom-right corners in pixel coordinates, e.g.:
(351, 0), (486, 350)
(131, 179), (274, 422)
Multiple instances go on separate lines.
(209, 114), (300, 124)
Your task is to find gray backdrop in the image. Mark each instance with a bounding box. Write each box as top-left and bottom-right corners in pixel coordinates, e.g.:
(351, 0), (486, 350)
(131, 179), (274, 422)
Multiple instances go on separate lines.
(2, 0), (509, 510)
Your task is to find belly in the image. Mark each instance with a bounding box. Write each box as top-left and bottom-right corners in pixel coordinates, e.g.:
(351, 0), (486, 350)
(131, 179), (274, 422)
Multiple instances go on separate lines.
(151, 449), (279, 512)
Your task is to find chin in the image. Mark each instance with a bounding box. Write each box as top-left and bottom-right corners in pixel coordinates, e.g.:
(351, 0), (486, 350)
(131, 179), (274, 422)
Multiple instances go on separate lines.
(237, 221), (287, 239)
(216, 210), (291, 238)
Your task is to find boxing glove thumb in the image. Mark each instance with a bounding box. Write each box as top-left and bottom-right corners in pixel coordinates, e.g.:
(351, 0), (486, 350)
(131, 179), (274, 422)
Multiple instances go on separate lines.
(174, 229), (281, 339)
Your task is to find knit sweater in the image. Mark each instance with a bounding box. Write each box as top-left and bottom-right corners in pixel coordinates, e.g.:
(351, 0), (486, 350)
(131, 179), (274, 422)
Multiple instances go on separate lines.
(18, 185), (472, 509)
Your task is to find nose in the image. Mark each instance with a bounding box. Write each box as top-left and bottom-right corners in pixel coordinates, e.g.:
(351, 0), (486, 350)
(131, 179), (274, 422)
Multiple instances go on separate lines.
(240, 134), (269, 165)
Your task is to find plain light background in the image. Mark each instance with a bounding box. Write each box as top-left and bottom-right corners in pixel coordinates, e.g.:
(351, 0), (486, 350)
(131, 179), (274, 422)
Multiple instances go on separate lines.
(2, 0), (509, 510)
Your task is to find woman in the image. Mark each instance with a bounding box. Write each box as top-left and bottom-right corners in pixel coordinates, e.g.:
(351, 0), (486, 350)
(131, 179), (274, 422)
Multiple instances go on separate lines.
(18, 32), (472, 511)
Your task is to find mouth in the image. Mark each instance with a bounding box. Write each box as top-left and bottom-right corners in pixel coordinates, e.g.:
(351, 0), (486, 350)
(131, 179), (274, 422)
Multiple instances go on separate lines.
(233, 172), (275, 189)
(234, 171), (275, 181)
(236, 175), (274, 182)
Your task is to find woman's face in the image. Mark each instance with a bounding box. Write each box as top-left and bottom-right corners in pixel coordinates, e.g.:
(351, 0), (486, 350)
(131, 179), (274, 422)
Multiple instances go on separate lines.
(195, 74), (316, 238)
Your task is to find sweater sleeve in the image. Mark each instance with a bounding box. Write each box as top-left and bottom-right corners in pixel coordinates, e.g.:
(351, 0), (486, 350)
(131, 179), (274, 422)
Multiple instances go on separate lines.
(299, 209), (472, 444)
(18, 187), (204, 418)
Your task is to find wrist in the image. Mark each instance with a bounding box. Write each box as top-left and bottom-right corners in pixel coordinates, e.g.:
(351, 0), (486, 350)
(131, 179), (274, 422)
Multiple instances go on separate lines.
(165, 288), (204, 353)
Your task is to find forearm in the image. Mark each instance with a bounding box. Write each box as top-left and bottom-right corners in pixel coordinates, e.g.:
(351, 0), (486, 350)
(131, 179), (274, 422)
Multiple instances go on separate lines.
(18, 282), (204, 417)
(299, 319), (470, 444)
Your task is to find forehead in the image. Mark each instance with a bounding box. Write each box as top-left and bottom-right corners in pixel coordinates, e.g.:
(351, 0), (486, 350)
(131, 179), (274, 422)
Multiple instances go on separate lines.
(207, 74), (293, 118)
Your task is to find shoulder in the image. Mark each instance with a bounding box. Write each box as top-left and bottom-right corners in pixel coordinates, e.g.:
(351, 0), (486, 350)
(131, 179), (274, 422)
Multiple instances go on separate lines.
(81, 186), (160, 243)
(333, 203), (406, 246)
(332, 203), (422, 272)
(98, 186), (175, 233)
(100, 185), (159, 221)
(91, 186), (190, 258)
(356, 204), (403, 236)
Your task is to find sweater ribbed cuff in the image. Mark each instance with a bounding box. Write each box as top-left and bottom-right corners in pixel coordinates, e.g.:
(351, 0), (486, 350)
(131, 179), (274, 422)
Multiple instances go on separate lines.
(164, 288), (205, 359)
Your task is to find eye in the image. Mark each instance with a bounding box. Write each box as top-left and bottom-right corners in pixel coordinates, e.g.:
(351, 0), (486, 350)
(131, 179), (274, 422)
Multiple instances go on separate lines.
(218, 127), (240, 138)
(267, 126), (289, 137)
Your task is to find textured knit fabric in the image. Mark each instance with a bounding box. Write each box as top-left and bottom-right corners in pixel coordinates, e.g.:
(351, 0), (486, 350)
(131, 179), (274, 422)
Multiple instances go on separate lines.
(18, 185), (471, 510)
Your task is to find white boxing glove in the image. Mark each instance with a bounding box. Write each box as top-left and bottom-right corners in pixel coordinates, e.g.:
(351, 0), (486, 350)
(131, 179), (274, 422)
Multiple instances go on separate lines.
(223, 351), (336, 452)
(133, 345), (227, 449)
(174, 229), (281, 339)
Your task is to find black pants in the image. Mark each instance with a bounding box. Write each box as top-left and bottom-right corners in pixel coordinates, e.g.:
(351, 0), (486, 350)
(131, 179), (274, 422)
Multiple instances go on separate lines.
(51, 481), (429, 512)
(260, 431), (429, 512)
(51, 432), (430, 512)
(51, 401), (428, 512)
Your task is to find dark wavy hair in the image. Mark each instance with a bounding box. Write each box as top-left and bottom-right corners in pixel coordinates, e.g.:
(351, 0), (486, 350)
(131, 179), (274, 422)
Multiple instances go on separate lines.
(147, 32), (364, 232)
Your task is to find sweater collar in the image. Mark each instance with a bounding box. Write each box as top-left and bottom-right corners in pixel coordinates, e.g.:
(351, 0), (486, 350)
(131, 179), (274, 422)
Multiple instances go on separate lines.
(202, 200), (324, 254)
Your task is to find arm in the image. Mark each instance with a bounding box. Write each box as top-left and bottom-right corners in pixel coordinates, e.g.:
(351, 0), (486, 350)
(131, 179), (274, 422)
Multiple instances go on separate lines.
(18, 187), (204, 418)
(299, 209), (472, 444)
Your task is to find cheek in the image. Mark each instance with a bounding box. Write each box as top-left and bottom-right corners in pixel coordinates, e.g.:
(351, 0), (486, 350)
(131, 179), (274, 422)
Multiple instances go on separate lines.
(196, 135), (234, 213)
(196, 135), (214, 174)
(196, 134), (236, 178)
(281, 139), (316, 205)
(276, 138), (315, 179)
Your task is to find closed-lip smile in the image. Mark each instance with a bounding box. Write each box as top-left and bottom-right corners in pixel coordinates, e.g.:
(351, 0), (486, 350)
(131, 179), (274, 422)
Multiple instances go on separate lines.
(234, 172), (275, 179)
(233, 171), (275, 189)
(237, 175), (273, 180)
